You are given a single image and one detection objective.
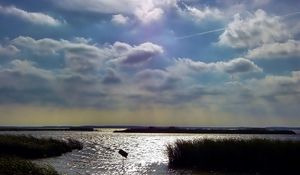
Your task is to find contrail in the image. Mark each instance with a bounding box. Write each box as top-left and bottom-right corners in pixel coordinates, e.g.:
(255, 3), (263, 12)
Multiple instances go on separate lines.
(175, 11), (300, 40)
(281, 11), (300, 18)
(175, 27), (225, 40)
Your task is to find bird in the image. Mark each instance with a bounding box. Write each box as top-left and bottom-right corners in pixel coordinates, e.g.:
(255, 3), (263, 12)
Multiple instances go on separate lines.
(118, 149), (128, 158)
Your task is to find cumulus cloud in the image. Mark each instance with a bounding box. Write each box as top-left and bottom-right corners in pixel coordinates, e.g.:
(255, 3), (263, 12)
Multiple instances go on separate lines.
(0, 60), (57, 104)
(111, 14), (129, 25)
(53, 0), (140, 14)
(248, 71), (300, 95)
(11, 36), (109, 73)
(135, 69), (179, 92)
(0, 58), (111, 107)
(168, 57), (262, 75)
(0, 44), (19, 56)
(0, 4), (61, 26)
(102, 68), (122, 85)
(12, 36), (64, 55)
(135, 7), (164, 24)
(221, 58), (262, 74)
(12, 36), (103, 56)
(112, 42), (164, 65)
(7, 60), (54, 79)
(218, 9), (289, 48)
(242, 71), (300, 116)
(246, 40), (300, 59)
(11, 36), (164, 72)
(52, 0), (177, 24)
(180, 4), (223, 22)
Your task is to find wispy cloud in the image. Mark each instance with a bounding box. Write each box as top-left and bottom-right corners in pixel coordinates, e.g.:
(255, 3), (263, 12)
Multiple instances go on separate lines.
(0, 4), (62, 26)
(175, 28), (225, 40)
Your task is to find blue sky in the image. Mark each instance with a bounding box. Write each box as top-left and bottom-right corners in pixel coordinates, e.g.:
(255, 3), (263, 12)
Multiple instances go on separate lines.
(0, 0), (299, 126)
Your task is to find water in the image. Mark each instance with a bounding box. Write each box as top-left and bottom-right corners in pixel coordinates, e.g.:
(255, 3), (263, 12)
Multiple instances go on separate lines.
(1, 129), (300, 175)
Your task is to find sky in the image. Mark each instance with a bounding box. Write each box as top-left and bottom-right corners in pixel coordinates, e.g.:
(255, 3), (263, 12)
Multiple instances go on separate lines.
(0, 0), (300, 127)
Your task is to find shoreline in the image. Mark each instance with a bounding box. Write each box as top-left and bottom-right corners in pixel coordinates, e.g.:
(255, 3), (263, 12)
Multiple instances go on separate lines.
(114, 127), (296, 134)
(0, 126), (297, 134)
(0, 135), (83, 175)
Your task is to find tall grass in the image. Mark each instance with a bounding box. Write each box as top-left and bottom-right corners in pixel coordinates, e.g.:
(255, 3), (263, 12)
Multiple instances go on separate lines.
(0, 134), (83, 159)
(0, 156), (59, 175)
(167, 139), (300, 173)
(0, 135), (83, 174)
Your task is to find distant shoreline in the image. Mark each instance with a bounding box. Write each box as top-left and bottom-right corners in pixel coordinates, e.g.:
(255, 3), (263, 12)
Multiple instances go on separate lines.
(0, 126), (298, 134)
(114, 127), (296, 134)
(0, 126), (94, 132)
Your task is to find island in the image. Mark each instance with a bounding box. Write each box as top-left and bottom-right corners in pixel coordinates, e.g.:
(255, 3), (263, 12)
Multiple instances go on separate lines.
(114, 126), (296, 134)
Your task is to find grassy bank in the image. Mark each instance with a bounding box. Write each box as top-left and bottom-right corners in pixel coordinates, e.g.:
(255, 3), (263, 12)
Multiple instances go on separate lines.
(0, 157), (58, 175)
(0, 134), (83, 159)
(0, 134), (83, 175)
(167, 139), (300, 174)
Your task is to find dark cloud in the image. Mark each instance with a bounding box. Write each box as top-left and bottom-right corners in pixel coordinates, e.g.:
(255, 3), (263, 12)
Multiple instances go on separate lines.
(135, 69), (179, 92)
(223, 58), (262, 74)
(118, 42), (164, 65)
(0, 60), (61, 105)
(102, 69), (122, 84)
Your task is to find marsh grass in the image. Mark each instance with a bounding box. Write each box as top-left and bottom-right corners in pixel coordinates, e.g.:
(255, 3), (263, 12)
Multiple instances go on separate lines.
(0, 156), (59, 175)
(0, 134), (83, 159)
(0, 134), (83, 175)
(167, 139), (300, 173)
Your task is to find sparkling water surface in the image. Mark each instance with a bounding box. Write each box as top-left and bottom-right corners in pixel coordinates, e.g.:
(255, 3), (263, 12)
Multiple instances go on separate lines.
(1, 129), (300, 175)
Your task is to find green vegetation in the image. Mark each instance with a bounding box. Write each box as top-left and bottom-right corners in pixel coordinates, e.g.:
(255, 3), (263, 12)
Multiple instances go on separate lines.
(0, 134), (83, 175)
(0, 134), (83, 159)
(0, 157), (59, 175)
(167, 139), (300, 173)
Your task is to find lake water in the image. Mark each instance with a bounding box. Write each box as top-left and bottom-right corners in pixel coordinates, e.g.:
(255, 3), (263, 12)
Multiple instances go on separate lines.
(1, 129), (300, 175)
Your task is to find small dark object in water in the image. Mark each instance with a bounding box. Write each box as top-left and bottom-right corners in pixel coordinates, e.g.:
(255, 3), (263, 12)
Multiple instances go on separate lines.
(118, 149), (128, 158)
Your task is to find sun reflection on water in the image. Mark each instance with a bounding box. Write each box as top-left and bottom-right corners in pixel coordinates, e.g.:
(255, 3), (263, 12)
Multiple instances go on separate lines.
(2, 130), (299, 175)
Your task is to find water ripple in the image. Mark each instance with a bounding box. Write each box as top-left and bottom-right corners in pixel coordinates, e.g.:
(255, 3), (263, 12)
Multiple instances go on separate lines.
(2, 130), (300, 174)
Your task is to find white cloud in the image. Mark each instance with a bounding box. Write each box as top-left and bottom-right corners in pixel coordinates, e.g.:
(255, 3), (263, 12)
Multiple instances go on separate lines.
(12, 36), (107, 57)
(168, 57), (262, 75)
(246, 71), (300, 99)
(11, 36), (164, 72)
(0, 5), (61, 26)
(111, 14), (129, 25)
(8, 60), (53, 79)
(112, 42), (164, 65)
(135, 7), (164, 24)
(53, 0), (137, 14)
(0, 44), (19, 56)
(246, 40), (300, 59)
(52, 0), (177, 24)
(0, 60), (53, 91)
(180, 4), (223, 22)
(218, 9), (289, 48)
(220, 58), (263, 74)
(53, 0), (177, 13)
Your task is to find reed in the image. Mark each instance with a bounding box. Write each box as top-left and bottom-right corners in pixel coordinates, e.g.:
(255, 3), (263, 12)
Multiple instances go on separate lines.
(0, 134), (83, 159)
(167, 138), (300, 173)
(0, 156), (59, 175)
(0, 134), (83, 175)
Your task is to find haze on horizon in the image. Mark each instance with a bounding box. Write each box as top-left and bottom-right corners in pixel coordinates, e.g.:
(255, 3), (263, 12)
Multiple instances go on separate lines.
(0, 0), (299, 127)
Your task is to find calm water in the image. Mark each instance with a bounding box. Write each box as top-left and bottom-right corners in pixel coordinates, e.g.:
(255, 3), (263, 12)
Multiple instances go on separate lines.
(1, 129), (300, 175)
